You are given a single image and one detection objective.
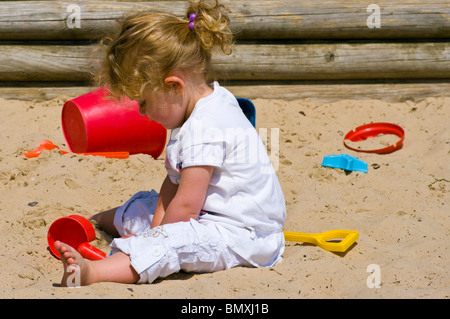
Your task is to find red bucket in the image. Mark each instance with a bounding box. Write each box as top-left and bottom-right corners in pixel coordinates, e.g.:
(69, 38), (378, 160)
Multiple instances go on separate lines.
(62, 87), (167, 158)
(47, 215), (106, 261)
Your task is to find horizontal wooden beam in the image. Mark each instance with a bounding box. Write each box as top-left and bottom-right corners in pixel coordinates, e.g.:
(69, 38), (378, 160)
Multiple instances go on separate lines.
(225, 81), (450, 102)
(0, 1), (449, 40)
(0, 42), (449, 81)
(213, 42), (450, 80)
(1, 81), (449, 102)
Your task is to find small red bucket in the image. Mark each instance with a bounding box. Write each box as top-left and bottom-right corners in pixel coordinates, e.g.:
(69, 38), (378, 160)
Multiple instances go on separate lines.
(62, 87), (167, 158)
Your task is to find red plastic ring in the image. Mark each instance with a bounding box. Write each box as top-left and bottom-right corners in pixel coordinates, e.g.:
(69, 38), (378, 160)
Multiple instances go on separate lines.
(343, 122), (405, 154)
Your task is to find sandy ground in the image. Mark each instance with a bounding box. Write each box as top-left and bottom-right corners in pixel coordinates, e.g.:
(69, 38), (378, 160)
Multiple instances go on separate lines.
(0, 91), (448, 299)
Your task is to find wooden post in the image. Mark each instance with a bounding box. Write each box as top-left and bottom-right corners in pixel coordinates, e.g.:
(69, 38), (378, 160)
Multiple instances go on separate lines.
(213, 42), (450, 80)
(0, 1), (449, 40)
(1, 81), (450, 102)
(0, 43), (449, 82)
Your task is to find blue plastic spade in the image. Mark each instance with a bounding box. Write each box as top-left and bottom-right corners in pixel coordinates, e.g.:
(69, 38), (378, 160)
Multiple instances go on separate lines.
(321, 154), (368, 173)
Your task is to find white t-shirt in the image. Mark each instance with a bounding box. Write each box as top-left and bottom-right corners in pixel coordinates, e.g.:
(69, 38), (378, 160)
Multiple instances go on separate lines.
(165, 82), (286, 267)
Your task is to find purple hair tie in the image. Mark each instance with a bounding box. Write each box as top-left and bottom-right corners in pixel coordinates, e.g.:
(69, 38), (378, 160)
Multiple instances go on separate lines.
(188, 13), (197, 30)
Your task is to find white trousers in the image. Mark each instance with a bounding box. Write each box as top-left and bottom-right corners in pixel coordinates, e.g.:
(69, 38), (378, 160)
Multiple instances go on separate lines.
(110, 191), (251, 284)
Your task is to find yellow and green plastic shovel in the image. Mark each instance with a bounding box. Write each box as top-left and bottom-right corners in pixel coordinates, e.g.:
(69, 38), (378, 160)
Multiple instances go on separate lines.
(283, 229), (359, 252)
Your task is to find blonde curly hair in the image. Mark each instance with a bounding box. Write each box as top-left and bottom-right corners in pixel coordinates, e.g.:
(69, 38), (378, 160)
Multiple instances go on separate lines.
(94, 0), (233, 100)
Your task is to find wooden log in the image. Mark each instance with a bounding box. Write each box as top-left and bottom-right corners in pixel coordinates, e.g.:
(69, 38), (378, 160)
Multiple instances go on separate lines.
(1, 82), (450, 103)
(225, 81), (450, 102)
(0, 1), (449, 40)
(0, 45), (97, 81)
(0, 42), (449, 81)
(213, 42), (450, 80)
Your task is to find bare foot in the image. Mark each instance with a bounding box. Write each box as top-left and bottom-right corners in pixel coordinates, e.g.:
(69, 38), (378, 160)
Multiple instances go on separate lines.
(54, 241), (93, 287)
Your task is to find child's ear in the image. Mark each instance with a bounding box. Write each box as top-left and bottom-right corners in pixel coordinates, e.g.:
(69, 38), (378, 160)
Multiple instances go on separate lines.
(164, 76), (184, 94)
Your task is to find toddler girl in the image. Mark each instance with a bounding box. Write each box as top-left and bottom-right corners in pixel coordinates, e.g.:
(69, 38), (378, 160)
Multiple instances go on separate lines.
(55, 0), (286, 286)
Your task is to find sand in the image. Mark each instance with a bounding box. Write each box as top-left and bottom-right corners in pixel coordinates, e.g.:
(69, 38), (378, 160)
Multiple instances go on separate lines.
(0, 92), (448, 299)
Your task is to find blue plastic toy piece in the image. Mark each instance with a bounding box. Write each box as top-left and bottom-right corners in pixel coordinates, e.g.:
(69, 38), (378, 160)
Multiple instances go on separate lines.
(237, 97), (256, 127)
(321, 154), (368, 173)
